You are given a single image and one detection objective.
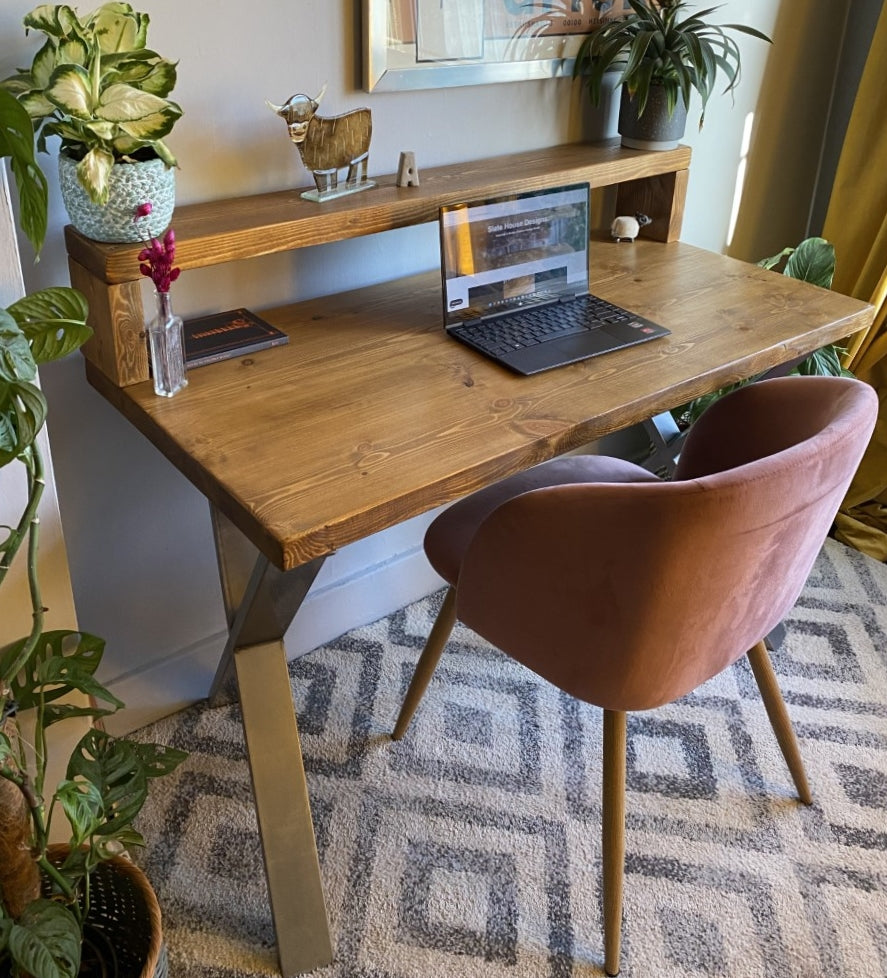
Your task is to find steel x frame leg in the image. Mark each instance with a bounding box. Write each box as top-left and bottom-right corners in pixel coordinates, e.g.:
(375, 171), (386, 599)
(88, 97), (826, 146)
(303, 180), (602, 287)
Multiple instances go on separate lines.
(208, 506), (333, 976)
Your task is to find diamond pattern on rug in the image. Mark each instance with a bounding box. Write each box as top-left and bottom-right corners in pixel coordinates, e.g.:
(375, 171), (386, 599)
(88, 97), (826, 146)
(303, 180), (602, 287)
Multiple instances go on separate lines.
(133, 538), (887, 977)
(397, 838), (518, 960)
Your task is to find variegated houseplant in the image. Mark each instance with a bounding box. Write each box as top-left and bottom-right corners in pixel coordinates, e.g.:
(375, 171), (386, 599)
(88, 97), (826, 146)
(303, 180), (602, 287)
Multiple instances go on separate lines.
(2, 2), (182, 242)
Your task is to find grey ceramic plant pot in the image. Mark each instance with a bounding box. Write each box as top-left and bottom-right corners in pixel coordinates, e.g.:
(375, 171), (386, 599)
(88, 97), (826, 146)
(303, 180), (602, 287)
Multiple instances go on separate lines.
(58, 153), (176, 243)
(618, 86), (688, 151)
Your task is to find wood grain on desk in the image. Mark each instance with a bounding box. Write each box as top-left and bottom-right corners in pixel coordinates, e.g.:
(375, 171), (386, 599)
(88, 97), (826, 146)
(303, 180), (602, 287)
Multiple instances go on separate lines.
(86, 240), (873, 571)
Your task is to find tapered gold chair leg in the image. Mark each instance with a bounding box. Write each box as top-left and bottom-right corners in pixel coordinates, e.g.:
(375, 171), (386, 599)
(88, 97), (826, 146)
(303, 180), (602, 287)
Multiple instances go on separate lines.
(392, 587), (457, 740)
(746, 639), (813, 805)
(602, 709), (627, 978)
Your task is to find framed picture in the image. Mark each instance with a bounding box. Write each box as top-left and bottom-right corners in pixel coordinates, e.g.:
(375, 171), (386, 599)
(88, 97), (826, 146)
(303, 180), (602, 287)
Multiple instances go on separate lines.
(363, 0), (630, 92)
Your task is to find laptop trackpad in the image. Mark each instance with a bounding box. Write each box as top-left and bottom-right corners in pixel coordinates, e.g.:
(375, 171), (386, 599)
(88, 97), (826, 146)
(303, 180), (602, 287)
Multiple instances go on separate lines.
(505, 329), (621, 374)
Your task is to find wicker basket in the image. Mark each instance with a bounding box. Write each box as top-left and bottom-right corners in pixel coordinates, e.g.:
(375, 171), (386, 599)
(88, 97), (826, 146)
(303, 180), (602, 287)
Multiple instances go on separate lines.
(46, 846), (166, 978)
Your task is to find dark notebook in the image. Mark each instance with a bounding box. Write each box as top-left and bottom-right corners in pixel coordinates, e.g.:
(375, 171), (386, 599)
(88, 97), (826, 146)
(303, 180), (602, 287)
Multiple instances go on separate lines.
(439, 183), (670, 375)
(184, 308), (288, 368)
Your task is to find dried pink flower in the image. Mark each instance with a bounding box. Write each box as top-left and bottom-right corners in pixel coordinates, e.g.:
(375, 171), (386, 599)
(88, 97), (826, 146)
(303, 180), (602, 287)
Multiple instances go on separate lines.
(138, 226), (180, 293)
(134, 201), (153, 220)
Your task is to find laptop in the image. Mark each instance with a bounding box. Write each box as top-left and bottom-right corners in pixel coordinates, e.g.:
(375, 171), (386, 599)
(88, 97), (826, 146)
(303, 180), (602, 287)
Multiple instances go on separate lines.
(439, 182), (670, 375)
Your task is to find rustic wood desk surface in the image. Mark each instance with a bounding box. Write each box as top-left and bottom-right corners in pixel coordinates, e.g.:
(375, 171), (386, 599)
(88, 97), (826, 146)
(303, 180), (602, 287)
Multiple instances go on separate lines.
(86, 238), (872, 572)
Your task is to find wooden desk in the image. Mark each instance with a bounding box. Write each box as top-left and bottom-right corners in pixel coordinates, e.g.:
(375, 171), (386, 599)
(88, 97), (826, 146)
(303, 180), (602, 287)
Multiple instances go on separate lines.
(69, 140), (872, 975)
(86, 239), (871, 569)
(83, 238), (872, 975)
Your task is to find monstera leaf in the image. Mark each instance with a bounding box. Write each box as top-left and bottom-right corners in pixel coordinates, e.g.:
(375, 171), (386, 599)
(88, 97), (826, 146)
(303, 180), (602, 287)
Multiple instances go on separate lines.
(6, 288), (92, 364)
(0, 630), (111, 710)
(2, 900), (81, 978)
(0, 379), (46, 468)
(0, 311), (38, 384)
(0, 311), (47, 467)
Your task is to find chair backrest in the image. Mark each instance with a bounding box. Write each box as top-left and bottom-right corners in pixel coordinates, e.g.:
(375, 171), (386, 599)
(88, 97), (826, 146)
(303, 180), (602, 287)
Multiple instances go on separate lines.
(455, 376), (878, 711)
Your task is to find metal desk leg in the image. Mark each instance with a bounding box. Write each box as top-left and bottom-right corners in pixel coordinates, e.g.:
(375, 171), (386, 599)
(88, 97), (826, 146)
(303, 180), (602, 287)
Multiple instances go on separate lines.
(641, 411), (687, 479)
(208, 506), (333, 975)
(236, 639), (333, 975)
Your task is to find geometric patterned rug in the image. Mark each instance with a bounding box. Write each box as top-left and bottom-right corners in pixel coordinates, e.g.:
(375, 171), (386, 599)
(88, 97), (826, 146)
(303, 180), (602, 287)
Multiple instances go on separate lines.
(132, 537), (887, 977)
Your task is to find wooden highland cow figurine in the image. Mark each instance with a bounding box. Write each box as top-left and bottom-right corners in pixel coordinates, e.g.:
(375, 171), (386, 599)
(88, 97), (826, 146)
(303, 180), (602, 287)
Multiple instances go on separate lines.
(268, 85), (375, 201)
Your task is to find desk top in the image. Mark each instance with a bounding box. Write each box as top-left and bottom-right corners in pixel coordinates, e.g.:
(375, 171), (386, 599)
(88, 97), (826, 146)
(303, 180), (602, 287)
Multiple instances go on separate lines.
(86, 239), (872, 570)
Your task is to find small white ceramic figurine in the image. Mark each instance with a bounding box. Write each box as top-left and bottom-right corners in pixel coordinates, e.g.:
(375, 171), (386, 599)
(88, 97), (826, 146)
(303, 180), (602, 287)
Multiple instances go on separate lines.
(611, 212), (652, 242)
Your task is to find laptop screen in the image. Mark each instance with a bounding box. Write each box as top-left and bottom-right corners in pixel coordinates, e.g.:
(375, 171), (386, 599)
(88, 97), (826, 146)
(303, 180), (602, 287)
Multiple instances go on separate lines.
(439, 183), (590, 327)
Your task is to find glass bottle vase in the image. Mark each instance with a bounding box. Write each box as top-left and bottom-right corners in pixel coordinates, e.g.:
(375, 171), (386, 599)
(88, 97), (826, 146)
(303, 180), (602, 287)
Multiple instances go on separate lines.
(147, 290), (188, 397)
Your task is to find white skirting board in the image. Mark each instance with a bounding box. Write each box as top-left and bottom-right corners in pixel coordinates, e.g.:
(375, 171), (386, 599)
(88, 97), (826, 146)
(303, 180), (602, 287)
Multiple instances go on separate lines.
(102, 541), (445, 736)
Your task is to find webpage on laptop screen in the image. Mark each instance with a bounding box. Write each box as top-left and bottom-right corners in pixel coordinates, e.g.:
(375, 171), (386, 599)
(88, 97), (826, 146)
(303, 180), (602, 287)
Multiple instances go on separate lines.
(441, 184), (589, 323)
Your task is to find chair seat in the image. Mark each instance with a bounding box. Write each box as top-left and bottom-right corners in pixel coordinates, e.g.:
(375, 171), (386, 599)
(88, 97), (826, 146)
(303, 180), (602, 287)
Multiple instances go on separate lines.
(425, 455), (660, 584)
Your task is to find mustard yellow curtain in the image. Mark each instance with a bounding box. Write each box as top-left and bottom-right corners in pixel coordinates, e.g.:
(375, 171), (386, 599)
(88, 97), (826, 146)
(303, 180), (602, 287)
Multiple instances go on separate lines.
(822, 2), (887, 561)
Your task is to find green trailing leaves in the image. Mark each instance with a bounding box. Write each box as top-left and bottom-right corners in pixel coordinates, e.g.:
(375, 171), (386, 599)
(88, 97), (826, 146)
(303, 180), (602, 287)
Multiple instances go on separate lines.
(0, 311), (38, 385)
(132, 739), (189, 778)
(2, 22), (182, 958)
(0, 380), (47, 468)
(0, 307), (48, 466)
(59, 728), (185, 853)
(1, 287), (85, 536)
(67, 730), (150, 841)
(56, 779), (105, 848)
(0, 88), (48, 255)
(1, 630), (110, 710)
(6, 287), (92, 364)
(5, 899), (82, 978)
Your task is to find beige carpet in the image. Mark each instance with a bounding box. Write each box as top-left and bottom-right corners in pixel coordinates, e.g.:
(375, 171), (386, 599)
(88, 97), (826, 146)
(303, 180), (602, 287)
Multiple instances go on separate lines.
(133, 538), (887, 977)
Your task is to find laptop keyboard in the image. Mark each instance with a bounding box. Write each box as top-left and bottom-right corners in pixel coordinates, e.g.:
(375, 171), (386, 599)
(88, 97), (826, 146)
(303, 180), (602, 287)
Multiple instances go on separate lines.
(450, 294), (633, 357)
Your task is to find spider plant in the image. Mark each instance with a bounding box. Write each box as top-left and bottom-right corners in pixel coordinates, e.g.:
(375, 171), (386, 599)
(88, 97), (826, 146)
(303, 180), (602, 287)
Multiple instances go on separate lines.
(573, 0), (771, 126)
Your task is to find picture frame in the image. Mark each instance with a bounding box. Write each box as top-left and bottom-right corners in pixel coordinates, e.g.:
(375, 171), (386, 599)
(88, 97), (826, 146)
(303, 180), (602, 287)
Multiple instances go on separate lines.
(363, 0), (630, 92)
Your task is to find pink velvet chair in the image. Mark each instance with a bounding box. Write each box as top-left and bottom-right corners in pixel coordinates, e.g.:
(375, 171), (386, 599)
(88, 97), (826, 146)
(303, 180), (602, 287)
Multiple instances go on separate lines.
(392, 375), (878, 977)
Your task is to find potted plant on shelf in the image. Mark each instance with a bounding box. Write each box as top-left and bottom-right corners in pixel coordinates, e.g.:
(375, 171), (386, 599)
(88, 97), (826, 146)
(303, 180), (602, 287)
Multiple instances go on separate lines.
(1, 1), (182, 243)
(1, 87), (187, 978)
(573, 0), (771, 150)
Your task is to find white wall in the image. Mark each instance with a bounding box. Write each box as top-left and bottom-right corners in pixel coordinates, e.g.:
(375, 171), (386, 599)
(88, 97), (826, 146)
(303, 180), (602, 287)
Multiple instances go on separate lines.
(0, 0), (847, 732)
